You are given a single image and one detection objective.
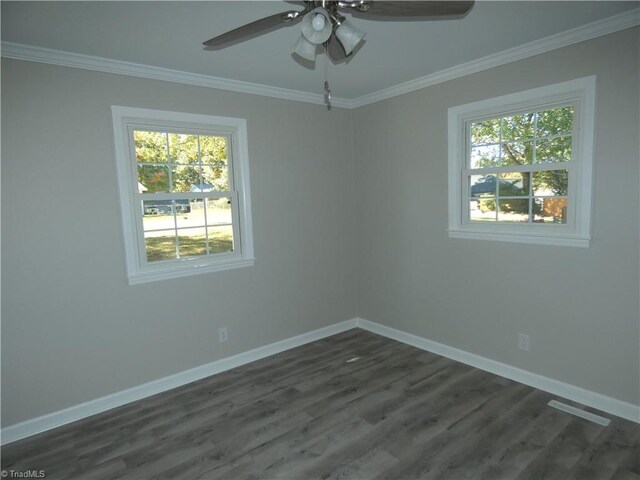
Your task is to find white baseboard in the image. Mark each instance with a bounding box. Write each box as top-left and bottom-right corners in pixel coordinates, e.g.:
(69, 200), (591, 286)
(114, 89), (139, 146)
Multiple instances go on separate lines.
(0, 318), (358, 445)
(3, 315), (637, 445)
(355, 317), (640, 424)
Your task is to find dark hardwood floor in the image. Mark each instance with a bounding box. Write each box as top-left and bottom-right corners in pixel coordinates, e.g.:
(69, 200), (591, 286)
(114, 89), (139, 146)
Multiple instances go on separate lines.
(2, 329), (638, 479)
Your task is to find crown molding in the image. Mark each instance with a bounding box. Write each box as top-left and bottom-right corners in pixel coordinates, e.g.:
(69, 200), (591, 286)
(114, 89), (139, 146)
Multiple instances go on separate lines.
(349, 7), (640, 108)
(0, 41), (353, 109)
(1, 7), (637, 110)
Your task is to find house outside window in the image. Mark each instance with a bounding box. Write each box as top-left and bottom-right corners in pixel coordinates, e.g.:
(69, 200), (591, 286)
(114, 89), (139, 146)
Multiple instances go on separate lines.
(447, 76), (595, 247)
(112, 107), (254, 284)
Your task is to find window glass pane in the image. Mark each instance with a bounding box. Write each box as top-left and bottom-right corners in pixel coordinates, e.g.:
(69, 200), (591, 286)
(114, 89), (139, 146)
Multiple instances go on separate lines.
(206, 197), (233, 226)
(177, 229), (208, 258)
(534, 198), (568, 224)
(501, 113), (535, 141)
(142, 201), (176, 231)
(202, 165), (230, 191)
(176, 199), (204, 229)
(145, 230), (177, 262)
(498, 172), (529, 196)
(141, 199), (235, 259)
(470, 145), (500, 168)
(138, 165), (170, 193)
(537, 106), (573, 137)
(498, 199), (529, 222)
(470, 119), (500, 145)
(134, 131), (168, 163)
(470, 199), (497, 222)
(470, 175), (496, 198)
(190, 179), (216, 193)
(200, 135), (228, 165)
(501, 141), (533, 166)
(168, 133), (198, 164)
(533, 169), (568, 196)
(536, 137), (571, 163)
(171, 165), (202, 193)
(208, 225), (234, 254)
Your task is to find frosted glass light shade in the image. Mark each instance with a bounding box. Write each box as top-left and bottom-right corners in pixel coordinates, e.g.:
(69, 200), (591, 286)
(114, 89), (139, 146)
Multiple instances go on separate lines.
(335, 20), (366, 55)
(293, 35), (317, 61)
(301, 8), (332, 44)
(312, 14), (326, 31)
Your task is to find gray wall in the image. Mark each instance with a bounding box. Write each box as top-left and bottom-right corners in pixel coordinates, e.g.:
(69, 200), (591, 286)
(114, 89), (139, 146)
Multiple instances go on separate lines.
(1, 60), (358, 426)
(353, 28), (640, 405)
(2, 27), (639, 428)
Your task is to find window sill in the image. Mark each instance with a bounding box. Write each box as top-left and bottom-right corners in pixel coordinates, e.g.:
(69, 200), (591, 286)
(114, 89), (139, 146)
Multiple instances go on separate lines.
(128, 257), (255, 285)
(448, 229), (589, 247)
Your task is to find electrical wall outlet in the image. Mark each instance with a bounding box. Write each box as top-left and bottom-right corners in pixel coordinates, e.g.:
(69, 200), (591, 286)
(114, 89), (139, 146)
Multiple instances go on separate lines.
(518, 333), (530, 351)
(218, 327), (228, 343)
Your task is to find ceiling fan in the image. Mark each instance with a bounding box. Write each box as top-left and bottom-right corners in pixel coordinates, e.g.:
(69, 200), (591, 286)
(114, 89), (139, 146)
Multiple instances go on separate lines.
(203, 1), (474, 106)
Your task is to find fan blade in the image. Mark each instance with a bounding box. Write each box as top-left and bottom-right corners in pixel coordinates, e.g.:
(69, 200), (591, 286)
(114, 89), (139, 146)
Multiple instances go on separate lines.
(326, 34), (349, 62)
(203, 9), (308, 48)
(350, 1), (474, 18)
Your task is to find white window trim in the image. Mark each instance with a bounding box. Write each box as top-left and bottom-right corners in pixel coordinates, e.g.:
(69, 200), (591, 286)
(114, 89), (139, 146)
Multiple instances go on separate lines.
(112, 106), (255, 284)
(447, 76), (596, 247)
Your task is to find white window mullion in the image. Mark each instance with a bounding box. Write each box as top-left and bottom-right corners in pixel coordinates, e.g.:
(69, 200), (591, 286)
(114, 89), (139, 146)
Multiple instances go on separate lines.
(495, 172), (500, 222)
(172, 200), (180, 259)
(165, 133), (173, 192)
(529, 115), (535, 224)
(203, 198), (211, 256)
(196, 135), (211, 255)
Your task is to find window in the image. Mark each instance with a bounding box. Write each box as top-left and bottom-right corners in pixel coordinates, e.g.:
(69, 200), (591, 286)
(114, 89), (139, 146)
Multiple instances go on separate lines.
(447, 76), (595, 247)
(112, 107), (254, 284)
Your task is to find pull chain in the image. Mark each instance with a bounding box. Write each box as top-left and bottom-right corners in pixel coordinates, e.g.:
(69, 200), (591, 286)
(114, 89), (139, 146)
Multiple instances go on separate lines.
(323, 45), (332, 110)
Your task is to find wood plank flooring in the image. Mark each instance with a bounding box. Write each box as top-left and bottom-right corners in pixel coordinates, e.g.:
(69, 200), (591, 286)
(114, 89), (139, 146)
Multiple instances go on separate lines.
(2, 329), (638, 479)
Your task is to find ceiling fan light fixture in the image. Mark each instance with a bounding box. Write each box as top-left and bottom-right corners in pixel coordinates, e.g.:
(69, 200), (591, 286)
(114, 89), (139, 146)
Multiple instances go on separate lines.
(300, 7), (333, 45)
(335, 19), (366, 55)
(293, 34), (317, 61)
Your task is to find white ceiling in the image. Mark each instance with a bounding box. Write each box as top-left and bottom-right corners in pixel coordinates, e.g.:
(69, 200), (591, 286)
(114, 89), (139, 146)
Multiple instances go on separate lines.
(2, 1), (638, 99)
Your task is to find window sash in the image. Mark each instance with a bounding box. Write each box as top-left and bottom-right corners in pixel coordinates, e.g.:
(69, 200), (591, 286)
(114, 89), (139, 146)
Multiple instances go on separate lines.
(461, 101), (578, 230)
(129, 127), (235, 193)
(465, 101), (577, 169)
(462, 171), (575, 228)
(134, 190), (242, 269)
(128, 125), (241, 269)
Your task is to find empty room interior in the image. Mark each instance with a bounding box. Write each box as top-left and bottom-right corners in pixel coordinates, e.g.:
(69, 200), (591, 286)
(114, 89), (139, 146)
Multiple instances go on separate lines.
(1, 1), (639, 478)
